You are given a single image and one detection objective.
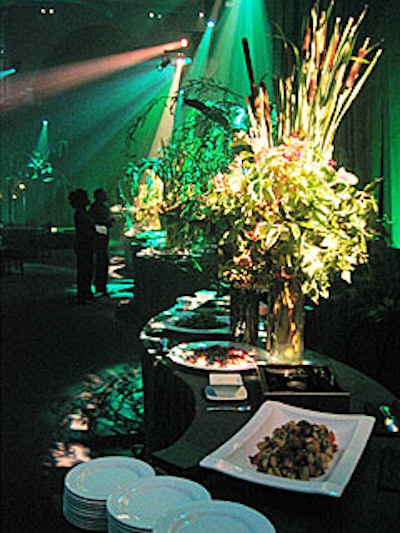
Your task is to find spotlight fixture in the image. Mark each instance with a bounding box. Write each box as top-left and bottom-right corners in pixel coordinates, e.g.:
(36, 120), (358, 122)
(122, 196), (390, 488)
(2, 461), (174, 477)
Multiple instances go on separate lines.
(0, 68), (16, 78)
(207, 19), (215, 28)
(42, 119), (49, 126)
(40, 7), (56, 15)
(199, 11), (205, 18)
(157, 57), (171, 71)
(180, 38), (189, 48)
(148, 11), (163, 20)
(176, 55), (192, 68)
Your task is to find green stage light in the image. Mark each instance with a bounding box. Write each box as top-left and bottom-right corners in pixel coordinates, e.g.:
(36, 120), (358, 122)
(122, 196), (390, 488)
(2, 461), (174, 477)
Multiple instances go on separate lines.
(176, 56), (192, 67)
(204, 0), (272, 98)
(0, 68), (16, 78)
(157, 58), (171, 71)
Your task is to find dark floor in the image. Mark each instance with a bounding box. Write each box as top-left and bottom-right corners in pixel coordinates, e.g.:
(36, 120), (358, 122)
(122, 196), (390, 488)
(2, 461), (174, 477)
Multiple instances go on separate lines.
(1, 247), (145, 532)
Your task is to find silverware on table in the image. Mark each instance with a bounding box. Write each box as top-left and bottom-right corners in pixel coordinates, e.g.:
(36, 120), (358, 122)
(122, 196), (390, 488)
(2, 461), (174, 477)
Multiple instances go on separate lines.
(206, 405), (251, 412)
(379, 404), (399, 433)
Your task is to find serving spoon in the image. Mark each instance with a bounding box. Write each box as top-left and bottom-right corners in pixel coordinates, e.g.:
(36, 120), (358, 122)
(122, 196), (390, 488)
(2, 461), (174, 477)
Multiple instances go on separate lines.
(206, 405), (251, 412)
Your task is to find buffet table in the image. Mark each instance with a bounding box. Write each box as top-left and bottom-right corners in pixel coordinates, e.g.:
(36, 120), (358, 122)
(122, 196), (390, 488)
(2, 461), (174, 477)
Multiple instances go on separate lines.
(139, 295), (400, 533)
(130, 240), (219, 323)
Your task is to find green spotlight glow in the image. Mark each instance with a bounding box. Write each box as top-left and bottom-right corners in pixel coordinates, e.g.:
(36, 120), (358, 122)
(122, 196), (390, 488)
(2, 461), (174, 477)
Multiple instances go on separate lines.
(0, 67), (16, 78)
(205, 0), (273, 99)
(387, 44), (400, 247)
(150, 59), (185, 157)
(389, 169), (400, 247)
(387, 12), (400, 247)
(184, 24), (214, 84)
(36, 120), (50, 157)
(51, 60), (175, 175)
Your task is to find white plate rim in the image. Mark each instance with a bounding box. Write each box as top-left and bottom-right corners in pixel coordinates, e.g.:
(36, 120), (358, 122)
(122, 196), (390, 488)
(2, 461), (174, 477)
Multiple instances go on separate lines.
(152, 500), (276, 533)
(64, 456), (155, 500)
(200, 400), (375, 497)
(204, 384), (248, 402)
(167, 340), (267, 371)
(162, 313), (230, 334)
(106, 476), (212, 530)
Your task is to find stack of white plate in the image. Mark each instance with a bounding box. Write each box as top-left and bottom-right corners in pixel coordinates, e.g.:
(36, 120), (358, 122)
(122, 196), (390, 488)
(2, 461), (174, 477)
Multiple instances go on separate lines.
(153, 500), (276, 533)
(107, 476), (212, 532)
(62, 456), (155, 531)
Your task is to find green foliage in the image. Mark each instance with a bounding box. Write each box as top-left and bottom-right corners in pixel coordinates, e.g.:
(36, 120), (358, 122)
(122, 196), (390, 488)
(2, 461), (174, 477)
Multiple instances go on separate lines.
(202, 135), (379, 302)
(157, 111), (235, 220)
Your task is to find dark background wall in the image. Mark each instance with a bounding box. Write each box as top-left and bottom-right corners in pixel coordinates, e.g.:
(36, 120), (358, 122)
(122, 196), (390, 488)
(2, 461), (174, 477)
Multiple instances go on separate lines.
(0, 1), (206, 225)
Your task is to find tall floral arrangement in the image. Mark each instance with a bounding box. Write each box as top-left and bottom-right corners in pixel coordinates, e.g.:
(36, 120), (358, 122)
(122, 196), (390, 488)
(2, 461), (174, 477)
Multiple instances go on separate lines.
(195, 1), (382, 360)
(156, 112), (235, 222)
(202, 1), (381, 304)
(117, 159), (165, 233)
(118, 82), (243, 238)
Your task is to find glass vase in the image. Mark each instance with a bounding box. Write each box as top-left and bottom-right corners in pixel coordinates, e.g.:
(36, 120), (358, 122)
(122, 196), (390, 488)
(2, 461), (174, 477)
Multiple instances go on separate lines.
(266, 278), (305, 364)
(159, 212), (183, 249)
(230, 287), (260, 345)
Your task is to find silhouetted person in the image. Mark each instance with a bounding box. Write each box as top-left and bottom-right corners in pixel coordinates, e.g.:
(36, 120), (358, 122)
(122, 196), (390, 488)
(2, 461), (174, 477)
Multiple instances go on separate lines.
(68, 188), (95, 304)
(89, 188), (113, 296)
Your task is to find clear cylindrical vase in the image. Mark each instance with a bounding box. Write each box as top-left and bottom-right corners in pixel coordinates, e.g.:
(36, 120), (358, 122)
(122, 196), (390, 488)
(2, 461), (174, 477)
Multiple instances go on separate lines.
(267, 278), (305, 364)
(230, 287), (260, 345)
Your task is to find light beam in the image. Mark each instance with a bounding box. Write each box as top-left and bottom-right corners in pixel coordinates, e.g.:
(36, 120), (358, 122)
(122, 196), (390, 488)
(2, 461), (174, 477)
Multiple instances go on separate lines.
(205, 0), (272, 98)
(149, 59), (186, 157)
(1, 40), (186, 111)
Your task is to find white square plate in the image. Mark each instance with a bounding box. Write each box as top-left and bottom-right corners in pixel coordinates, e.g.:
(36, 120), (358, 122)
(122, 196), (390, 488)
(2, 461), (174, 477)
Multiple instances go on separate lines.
(200, 401), (375, 497)
(209, 373), (244, 387)
(205, 372), (248, 401)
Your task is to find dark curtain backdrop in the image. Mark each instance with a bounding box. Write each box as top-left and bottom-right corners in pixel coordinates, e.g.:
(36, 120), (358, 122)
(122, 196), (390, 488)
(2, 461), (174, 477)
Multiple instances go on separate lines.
(265, 0), (400, 248)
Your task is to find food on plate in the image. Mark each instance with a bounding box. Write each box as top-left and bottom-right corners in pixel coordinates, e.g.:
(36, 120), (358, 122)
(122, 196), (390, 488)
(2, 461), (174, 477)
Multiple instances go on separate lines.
(172, 313), (228, 330)
(182, 344), (255, 369)
(250, 419), (338, 480)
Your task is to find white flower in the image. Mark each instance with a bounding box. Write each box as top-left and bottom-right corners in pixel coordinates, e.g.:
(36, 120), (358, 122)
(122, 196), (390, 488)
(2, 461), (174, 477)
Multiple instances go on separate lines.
(336, 167), (359, 185)
(341, 270), (352, 283)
